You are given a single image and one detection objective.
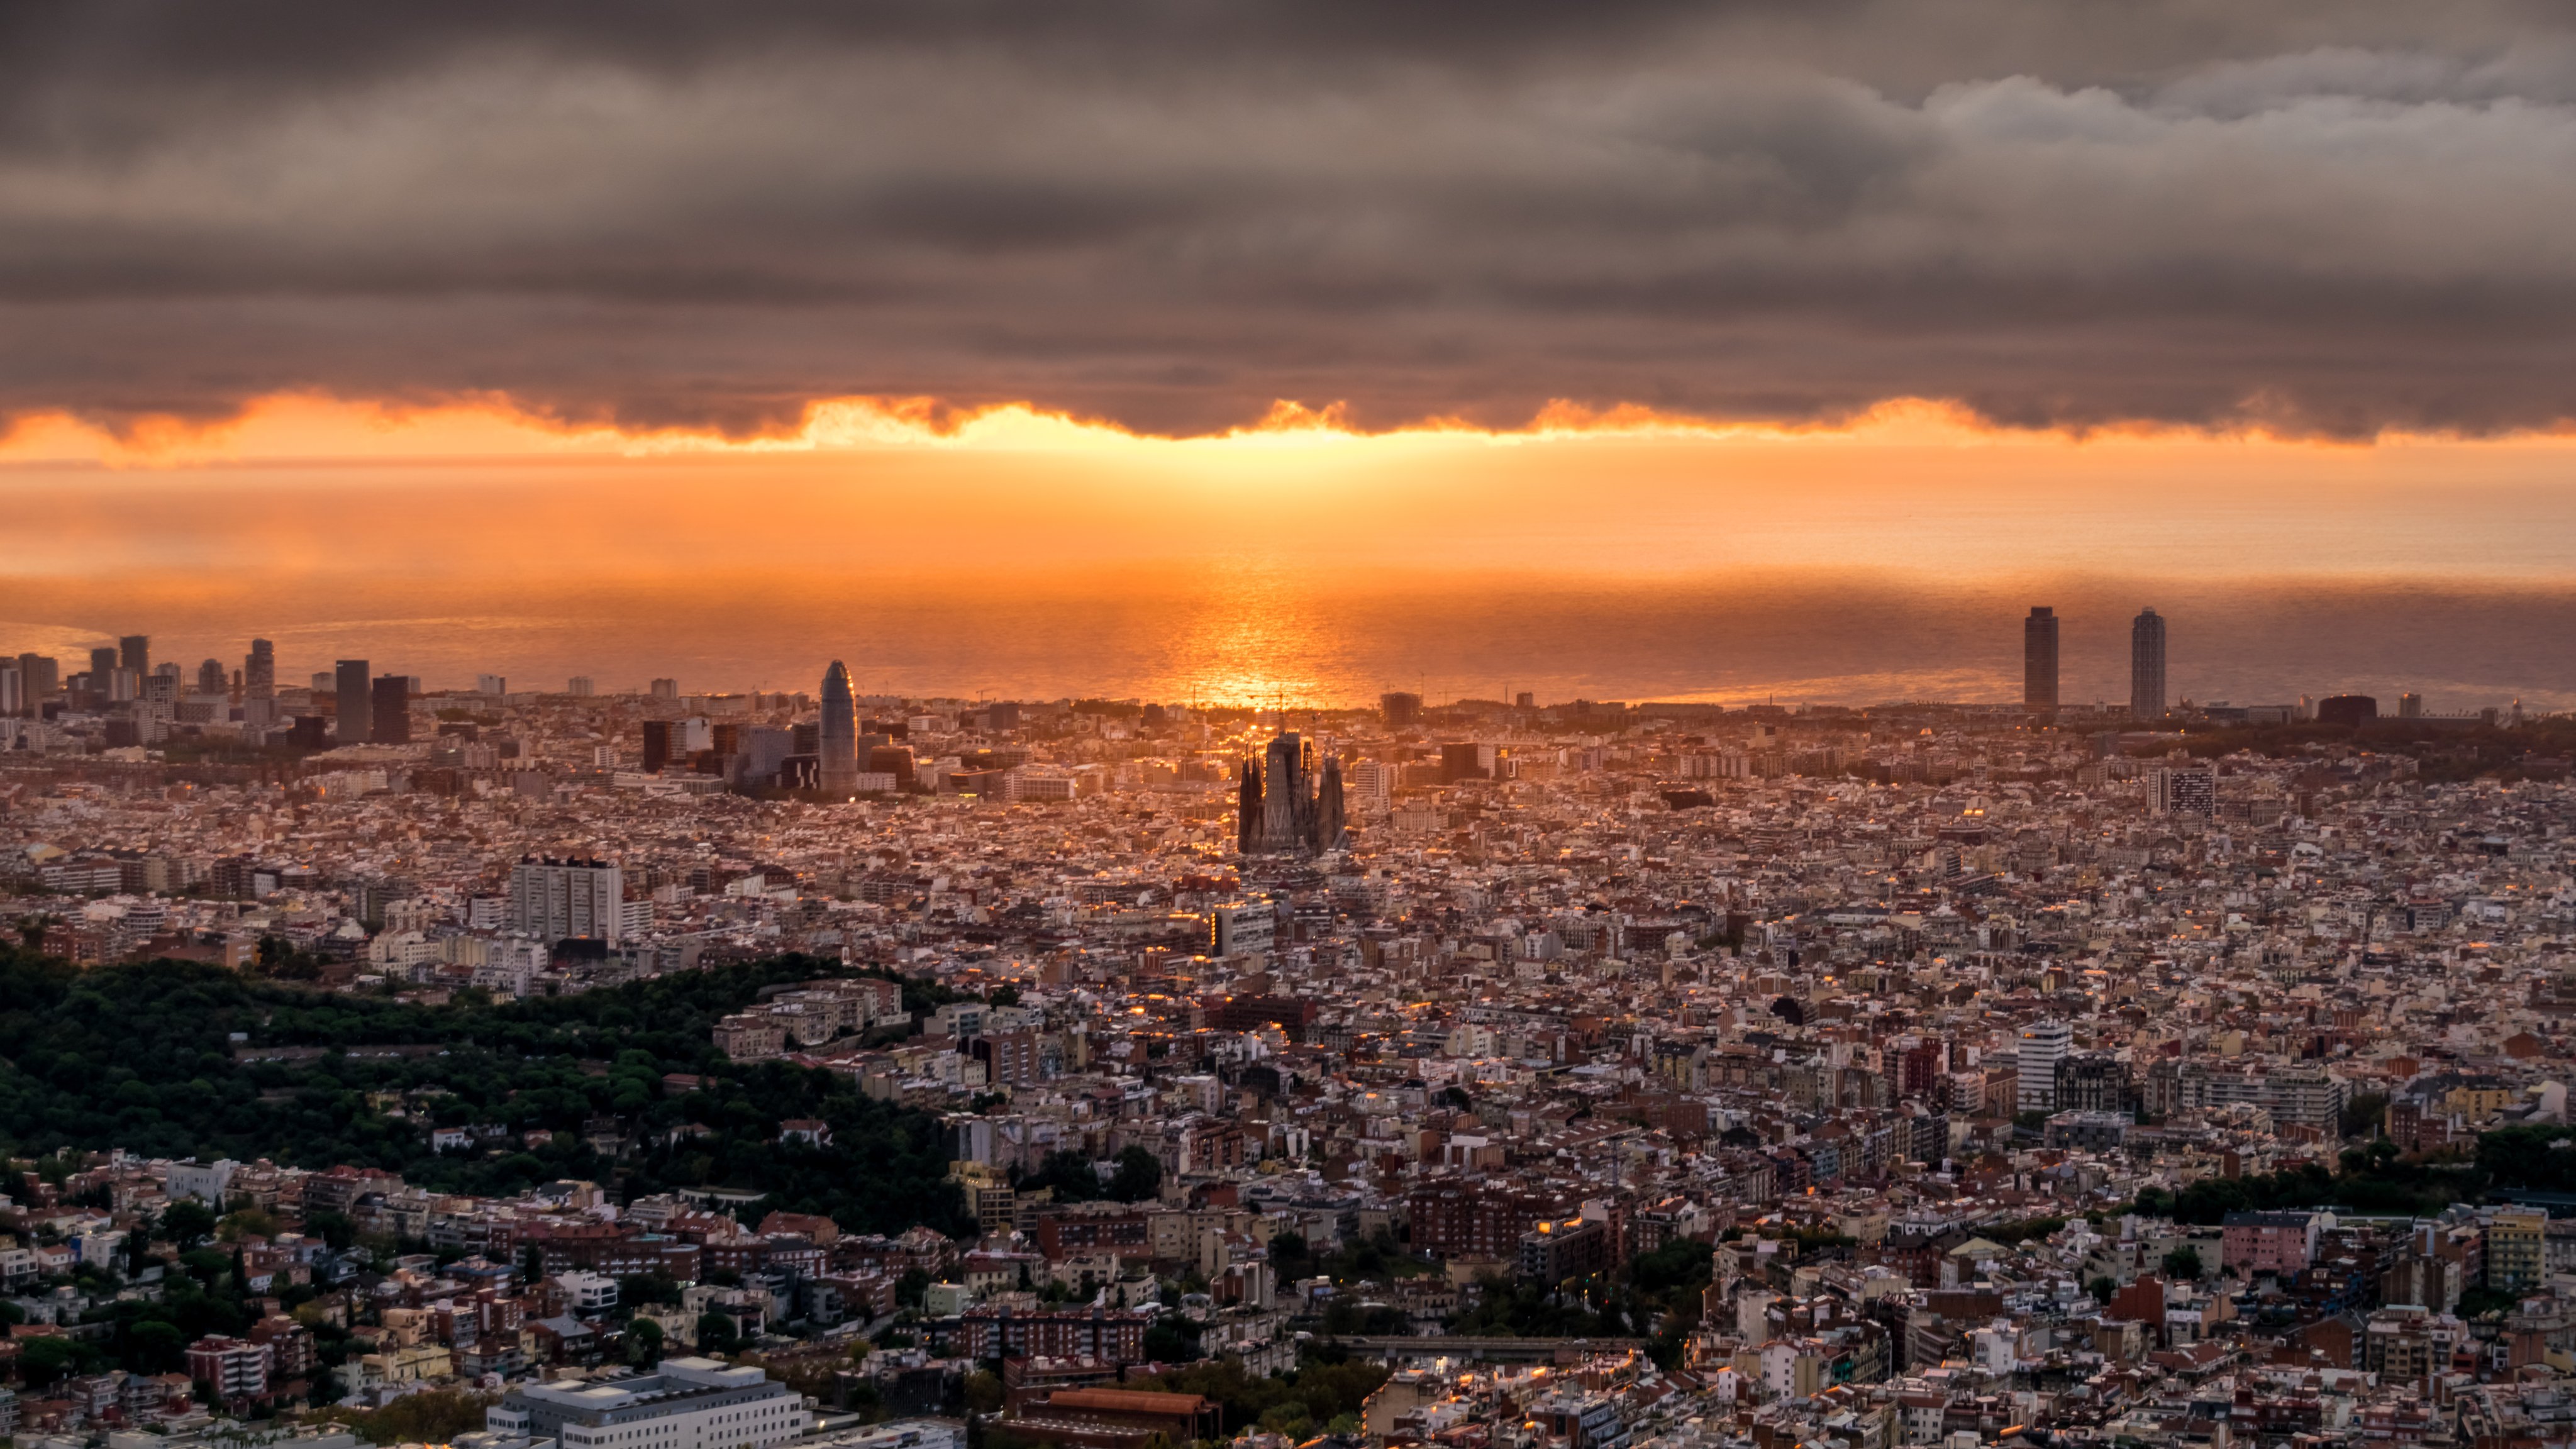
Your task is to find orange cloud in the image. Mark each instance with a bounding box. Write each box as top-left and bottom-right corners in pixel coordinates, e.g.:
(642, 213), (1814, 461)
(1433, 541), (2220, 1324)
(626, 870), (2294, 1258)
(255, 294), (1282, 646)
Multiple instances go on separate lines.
(8, 388), (2576, 594)
(21, 386), (2576, 470)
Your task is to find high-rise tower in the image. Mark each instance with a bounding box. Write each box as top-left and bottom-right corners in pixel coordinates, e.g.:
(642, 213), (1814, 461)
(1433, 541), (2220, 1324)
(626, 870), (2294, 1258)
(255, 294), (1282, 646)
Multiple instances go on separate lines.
(2022, 606), (2059, 716)
(818, 660), (858, 794)
(2130, 608), (2167, 721)
(16, 654), (57, 703)
(245, 639), (275, 699)
(371, 676), (412, 745)
(509, 856), (626, 945)
(119, 635), (150, 677)
(2017, 1018), (2072, 1113)
(335, 658), (372, 743)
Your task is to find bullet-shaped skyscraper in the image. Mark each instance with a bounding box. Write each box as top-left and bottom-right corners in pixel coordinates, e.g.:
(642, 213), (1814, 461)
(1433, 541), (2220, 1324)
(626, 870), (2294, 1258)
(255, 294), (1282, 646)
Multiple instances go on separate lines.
(2023, 606), (2059, 716)
(2131, 608), (2167, 721)
(818, 660), (858, 794)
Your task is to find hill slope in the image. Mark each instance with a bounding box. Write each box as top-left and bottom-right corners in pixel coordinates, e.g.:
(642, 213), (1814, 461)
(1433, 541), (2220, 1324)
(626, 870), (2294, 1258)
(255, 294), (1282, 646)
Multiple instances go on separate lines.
(0, 950), (970, 1237)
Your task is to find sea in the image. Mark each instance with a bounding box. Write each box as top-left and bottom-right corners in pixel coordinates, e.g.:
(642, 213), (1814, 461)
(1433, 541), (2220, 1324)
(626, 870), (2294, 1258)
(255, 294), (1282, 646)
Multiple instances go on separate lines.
(4, 443), (2575, 712)
(1, 566), (2571, 713)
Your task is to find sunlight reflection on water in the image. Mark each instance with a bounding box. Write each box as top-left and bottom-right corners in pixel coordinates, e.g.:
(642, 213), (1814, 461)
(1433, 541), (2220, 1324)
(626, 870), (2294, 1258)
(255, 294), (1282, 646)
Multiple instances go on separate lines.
(6, 565), (2573, 713)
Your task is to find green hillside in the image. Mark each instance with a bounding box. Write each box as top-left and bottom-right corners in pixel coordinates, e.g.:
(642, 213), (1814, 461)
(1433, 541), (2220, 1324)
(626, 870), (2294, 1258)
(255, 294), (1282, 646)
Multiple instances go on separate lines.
(0, 950), (971, 1238)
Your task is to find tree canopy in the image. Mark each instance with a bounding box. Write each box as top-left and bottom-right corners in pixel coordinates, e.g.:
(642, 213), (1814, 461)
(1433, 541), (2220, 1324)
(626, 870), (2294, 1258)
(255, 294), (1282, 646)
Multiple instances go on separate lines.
(0, 948), (972, 1238)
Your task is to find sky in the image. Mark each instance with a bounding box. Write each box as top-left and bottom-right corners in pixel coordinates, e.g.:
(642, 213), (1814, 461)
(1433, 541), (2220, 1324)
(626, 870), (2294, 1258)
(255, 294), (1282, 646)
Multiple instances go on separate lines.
(5, 3), (2576, 705)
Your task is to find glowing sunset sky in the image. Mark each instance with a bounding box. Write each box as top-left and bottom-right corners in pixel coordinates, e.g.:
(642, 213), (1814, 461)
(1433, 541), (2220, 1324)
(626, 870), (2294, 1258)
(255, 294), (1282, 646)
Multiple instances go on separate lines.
(8, 392), (2576, 580)
(6, 3), (2576, 705)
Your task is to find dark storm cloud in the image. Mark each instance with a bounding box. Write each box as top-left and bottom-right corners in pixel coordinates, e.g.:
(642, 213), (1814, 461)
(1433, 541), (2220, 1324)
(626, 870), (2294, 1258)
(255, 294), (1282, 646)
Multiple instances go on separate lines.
(6, 0), (2576, 436)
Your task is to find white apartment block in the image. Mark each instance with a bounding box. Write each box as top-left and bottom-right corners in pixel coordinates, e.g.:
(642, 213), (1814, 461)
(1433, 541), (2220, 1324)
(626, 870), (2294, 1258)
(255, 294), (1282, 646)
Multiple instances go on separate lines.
(2016, 1019), (2071, 1114)
(509, 857), (626, 945)
(487, 1358), (804, 1449)
(165, 1158), (239, 1203)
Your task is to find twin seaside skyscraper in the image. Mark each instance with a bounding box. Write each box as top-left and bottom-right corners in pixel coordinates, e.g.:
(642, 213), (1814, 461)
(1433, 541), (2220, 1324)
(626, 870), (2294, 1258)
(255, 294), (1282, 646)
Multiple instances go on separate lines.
(2021, 605), (2167, 721)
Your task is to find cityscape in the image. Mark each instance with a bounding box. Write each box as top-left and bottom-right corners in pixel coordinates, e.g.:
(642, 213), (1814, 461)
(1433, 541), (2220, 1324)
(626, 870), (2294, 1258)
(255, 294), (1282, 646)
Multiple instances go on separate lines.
(13, 8), (2576, 1449)
(0, 608), (2573, 1449)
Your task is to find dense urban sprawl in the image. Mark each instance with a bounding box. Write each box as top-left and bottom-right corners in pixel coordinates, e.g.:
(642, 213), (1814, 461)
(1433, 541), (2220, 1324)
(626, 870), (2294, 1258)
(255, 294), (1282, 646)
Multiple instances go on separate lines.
(4, 639), (2576, 1449)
